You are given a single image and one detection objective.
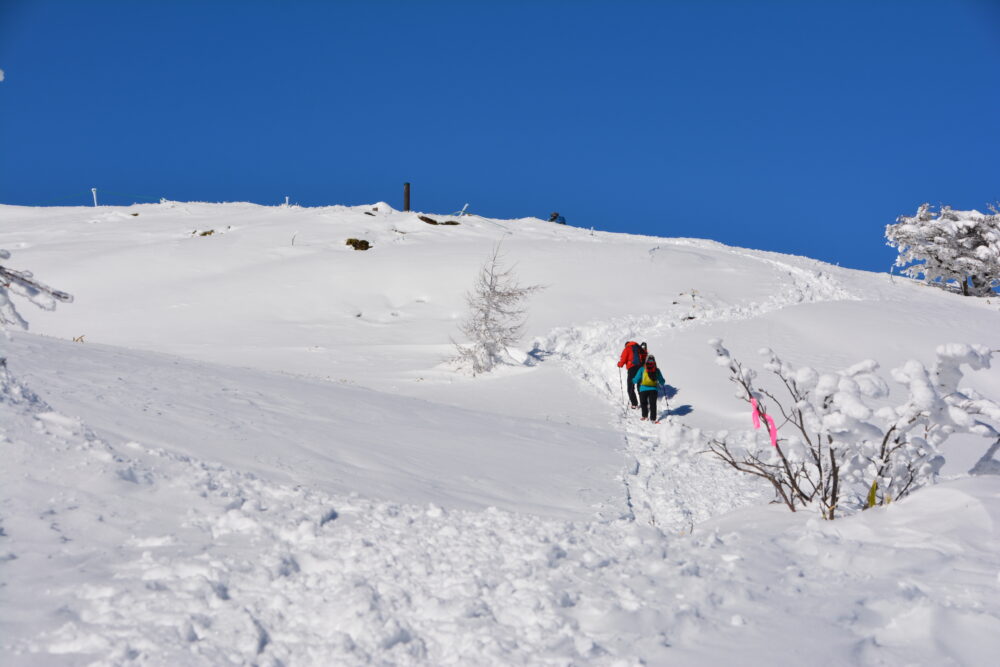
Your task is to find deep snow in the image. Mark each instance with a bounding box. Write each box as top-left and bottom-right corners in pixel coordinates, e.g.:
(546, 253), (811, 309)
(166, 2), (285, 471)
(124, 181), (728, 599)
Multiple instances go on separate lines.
(2, 201), (999, 665)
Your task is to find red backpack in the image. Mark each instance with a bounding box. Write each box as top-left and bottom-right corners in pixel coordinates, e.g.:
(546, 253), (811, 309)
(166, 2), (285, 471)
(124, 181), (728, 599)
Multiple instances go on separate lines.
(627, 341), (646, 367)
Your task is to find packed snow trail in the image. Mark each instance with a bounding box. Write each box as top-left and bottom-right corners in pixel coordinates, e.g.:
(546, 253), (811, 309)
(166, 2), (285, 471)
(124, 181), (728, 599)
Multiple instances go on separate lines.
(534, 242), (865, 529)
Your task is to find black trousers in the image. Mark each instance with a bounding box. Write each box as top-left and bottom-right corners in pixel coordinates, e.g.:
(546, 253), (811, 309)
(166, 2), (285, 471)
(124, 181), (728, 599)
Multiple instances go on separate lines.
(639, 390), (658, 421)
(626, 366), (640, 406)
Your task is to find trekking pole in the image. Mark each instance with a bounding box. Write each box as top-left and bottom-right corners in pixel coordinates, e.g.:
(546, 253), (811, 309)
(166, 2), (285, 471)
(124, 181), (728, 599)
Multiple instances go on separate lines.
(619, 367), (625, 405)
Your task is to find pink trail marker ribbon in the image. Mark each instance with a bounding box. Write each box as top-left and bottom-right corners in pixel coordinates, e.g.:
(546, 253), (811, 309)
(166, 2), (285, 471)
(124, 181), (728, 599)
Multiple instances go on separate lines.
(765, 414), (778, 447)
(750, 398), (778, 446)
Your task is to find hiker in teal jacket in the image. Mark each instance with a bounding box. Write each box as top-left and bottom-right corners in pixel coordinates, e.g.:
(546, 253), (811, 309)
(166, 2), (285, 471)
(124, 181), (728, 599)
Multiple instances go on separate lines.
(631, 355), (665, 423)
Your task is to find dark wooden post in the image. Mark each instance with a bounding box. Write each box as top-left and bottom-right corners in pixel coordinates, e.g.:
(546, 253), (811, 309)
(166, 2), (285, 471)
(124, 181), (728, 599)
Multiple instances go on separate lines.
(403, 182), (410, 211)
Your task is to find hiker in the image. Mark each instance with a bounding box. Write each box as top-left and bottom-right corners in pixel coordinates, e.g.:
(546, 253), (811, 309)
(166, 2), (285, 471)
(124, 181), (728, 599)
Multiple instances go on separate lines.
(616, 341), (648, 409)
(548, 212), (567, 224)
(633, 355), (666, 423)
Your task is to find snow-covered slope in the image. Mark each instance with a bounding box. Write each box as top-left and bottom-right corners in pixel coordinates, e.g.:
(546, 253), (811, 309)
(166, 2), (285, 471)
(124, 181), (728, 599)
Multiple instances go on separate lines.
(2, 202), (999, 665)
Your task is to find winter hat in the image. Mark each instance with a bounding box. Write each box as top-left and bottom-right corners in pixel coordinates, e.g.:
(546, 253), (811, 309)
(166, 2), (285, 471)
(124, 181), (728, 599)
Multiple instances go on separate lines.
(645, 355), (656, 366)
(640, 342), (647, 350)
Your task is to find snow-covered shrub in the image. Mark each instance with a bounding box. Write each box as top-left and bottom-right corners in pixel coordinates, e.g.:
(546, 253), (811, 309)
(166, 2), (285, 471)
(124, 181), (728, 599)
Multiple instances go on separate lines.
(885, 203), (1000, 296)
(707, 339), (1000, 519)
(0, 249), (72, 404)
(0, 249), (73, 333)
(453, 245), (542, 375)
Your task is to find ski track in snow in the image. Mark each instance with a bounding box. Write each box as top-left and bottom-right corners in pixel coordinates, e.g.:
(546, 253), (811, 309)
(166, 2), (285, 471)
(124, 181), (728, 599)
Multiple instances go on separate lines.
(534, 243), (865, 530)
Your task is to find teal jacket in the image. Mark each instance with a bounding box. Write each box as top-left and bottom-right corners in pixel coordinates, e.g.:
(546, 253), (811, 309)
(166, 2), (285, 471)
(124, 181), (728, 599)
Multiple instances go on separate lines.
(632, 366), (665, 392)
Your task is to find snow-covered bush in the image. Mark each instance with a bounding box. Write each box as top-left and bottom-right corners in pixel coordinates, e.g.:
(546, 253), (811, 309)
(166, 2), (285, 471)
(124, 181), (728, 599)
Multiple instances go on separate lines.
(453, 245), (542, 375)
(707, 339), (1000, 519)
(0, 249), (73, 333)
(885, 203), (1000, 296)
(0, 249), (72, 403)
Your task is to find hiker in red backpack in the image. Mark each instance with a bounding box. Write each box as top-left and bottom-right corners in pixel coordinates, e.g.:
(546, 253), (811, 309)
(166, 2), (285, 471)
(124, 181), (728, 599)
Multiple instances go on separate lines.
(616, 341), (647, 409)
(632, 355), (666, 423)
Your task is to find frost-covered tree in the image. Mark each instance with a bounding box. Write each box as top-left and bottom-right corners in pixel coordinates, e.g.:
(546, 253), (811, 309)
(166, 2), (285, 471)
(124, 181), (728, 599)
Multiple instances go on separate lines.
(885, 203), (1000, 296)
(453, 245), (542, 375)
(0, 249), (73, 332)
(0, 249), (73, 402)
(707, 339), (1000, 519)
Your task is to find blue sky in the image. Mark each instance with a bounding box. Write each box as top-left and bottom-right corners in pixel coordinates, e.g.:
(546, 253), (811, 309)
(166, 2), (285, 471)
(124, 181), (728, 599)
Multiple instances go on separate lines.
(1, 0), (997, 272)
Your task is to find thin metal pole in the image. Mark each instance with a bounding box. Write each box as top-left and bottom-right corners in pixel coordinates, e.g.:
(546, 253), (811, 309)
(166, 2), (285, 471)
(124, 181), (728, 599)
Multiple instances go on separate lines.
(91, 188), (98, 207)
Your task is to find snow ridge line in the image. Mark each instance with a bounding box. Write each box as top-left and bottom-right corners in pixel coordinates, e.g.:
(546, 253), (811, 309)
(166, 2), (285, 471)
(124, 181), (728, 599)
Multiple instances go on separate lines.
(532, 250), (862, 529)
